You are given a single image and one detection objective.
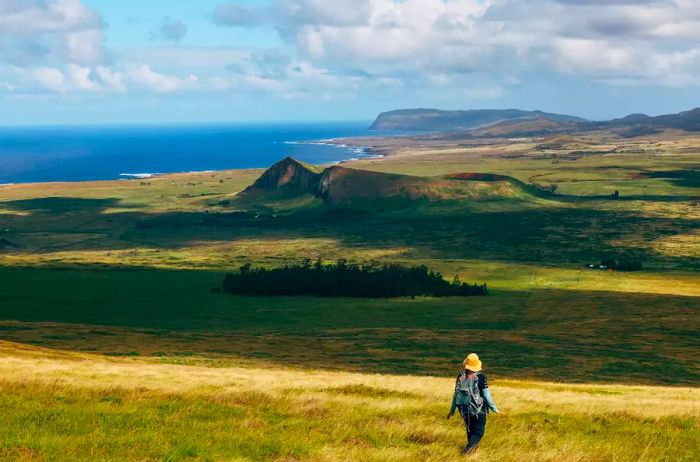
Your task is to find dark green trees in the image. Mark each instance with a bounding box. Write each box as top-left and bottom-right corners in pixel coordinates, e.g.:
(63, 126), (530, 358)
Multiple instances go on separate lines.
(222, 260), (488, 298)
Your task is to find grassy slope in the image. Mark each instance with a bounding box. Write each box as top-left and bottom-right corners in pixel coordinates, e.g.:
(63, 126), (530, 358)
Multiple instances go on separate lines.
(0, 181), (697, 271)
(349, 131), (700, 197)
(1, 341), (698, 462)
(0, 130), (698, 461)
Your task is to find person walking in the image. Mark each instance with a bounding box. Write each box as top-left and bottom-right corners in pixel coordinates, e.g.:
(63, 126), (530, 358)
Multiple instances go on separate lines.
(447, 353), (500, 454)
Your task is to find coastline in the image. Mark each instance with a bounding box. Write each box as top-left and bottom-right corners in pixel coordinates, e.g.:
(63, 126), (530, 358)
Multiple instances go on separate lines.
(321, 136), (407, 160)
(0, 145), (382, 187)
(286, 138), (389, 164)
(0, 130), (452, 188)
(0, 137), (392, 190)
(0, 122), (380, 186)
(0, 127), (484, 188)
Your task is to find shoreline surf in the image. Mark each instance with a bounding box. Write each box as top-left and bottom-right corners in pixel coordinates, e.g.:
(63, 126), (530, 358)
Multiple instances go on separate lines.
(0, 122), (394, 185)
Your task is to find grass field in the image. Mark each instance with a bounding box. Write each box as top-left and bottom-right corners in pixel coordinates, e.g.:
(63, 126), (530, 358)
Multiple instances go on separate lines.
(348, 130), (700, 197)
(1, 341), (698, 462)
(0, 133), (697, 271)
(0, 267), (698, 385)
(0, 128), (698, 460)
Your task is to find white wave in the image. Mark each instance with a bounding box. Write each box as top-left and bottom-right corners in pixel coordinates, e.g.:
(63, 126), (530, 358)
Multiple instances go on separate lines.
(119, 173), (159, 179)
(281, 137), (381, 164)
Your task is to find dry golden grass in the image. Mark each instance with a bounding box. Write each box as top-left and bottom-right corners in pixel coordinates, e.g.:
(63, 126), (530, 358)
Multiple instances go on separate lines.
(1, 341), (698, 461)
(0, 237), (410, 270)
(2, 341), (698, 419)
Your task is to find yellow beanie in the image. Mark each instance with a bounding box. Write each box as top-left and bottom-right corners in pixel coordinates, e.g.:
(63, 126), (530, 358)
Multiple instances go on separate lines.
(463, 353), (482, 372)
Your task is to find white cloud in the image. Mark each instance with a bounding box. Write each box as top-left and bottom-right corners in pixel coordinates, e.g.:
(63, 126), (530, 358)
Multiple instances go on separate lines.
(231, 54), (364, 100)
(552, 38), (636, 74)
(0, 0), (102, 34)
(0, 2), (213, 97)
(31, 67), (66, 92)
(0, 0), (106, 78)
(65, 29), (104, 64)
(65, 63), (100, 91)
(211, 0), (700, 88)
(14, 63), (206, 95)
(126, 65), (199, 93)
(95, 66), (127, 93)
(0, 0), (105, 64)
(4, 0), (700, 104)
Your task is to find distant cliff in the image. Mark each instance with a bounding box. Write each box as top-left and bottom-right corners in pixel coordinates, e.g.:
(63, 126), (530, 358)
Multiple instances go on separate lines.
(370, 107), (700, 134)
(369, 109), (587, 131)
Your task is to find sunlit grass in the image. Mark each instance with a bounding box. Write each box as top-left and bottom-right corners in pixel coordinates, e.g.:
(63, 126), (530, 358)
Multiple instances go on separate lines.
(0, 131), (698, 460)
(0, 342), (698, 462)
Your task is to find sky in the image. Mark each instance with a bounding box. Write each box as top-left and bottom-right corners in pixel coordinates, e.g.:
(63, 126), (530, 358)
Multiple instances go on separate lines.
(0, 0), (699, 125)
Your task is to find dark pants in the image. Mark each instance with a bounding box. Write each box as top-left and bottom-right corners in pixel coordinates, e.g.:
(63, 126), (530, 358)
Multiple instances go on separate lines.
(458, 406), (487, 453)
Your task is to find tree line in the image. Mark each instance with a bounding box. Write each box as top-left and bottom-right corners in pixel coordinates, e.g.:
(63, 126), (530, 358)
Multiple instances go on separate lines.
(221, 260), (488, 298)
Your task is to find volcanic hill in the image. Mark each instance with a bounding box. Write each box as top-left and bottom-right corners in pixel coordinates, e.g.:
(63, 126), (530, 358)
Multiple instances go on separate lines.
(240, 157), (532, 204)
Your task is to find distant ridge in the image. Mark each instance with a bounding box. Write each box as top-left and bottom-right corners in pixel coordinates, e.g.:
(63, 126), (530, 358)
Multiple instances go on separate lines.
(613, 113), (651, 124)
(369, 108), (587, 131)
(606, 107), (700, 131)
(369, 106), (700, 135)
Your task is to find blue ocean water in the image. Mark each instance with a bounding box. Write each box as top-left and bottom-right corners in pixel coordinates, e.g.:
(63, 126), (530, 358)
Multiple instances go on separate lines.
(0, 122), (388, 184)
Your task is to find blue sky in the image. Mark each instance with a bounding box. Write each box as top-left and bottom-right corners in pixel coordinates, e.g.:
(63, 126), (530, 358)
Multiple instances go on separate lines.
(85, 0), (281, 49)
(1, 0), (699, 125)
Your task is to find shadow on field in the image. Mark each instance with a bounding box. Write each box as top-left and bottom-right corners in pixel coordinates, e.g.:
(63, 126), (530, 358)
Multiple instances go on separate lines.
(0, 266), (697, 385)
(561, 193), (700, 202)
(628, 169), (700, 191)
(1, 195), (698, 269)
(1, 197), (138, 214)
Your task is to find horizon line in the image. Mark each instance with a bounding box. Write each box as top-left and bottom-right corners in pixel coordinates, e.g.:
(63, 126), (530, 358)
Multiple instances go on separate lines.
(0, 119), (374, 130)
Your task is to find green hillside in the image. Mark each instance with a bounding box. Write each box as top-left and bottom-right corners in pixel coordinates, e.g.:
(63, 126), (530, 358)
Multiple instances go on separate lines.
(0, 134), (698, 461)
(237, 157), (535, 205)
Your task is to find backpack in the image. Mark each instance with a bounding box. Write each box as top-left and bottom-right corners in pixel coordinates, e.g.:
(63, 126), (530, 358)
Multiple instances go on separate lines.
(454, 371), (484, 416)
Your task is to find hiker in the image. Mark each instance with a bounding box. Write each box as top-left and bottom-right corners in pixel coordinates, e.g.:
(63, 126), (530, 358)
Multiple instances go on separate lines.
(447, 353), (500, 454)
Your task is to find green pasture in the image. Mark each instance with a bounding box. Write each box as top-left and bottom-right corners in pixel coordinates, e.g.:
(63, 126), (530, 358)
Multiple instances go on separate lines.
(0, 266), (697, 384)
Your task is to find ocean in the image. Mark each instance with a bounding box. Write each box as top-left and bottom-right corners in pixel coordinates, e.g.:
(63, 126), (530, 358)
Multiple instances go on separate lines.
(0, 122), (388, 184)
